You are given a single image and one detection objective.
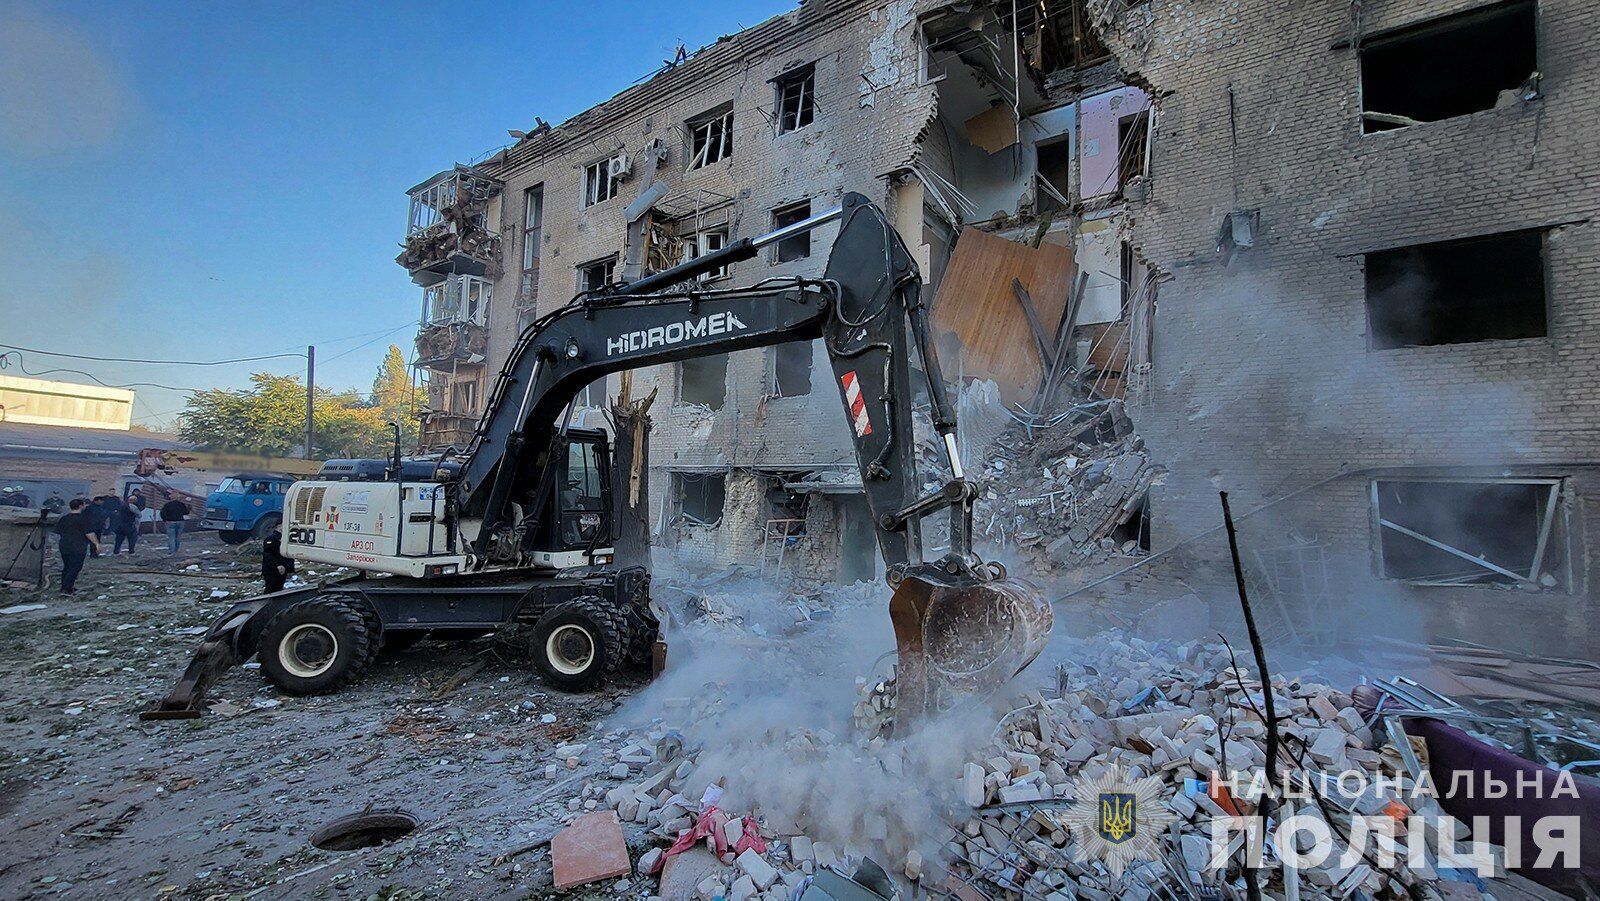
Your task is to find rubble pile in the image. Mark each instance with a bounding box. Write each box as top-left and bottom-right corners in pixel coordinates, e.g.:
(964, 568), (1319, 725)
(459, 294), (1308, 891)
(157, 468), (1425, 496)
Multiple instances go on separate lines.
(974, 401), (1164, 573)
(562, 630), (1480, 900)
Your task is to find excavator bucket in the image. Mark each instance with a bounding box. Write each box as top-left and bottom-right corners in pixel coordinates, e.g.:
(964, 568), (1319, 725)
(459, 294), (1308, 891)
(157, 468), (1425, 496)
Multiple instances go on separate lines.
(887, 570), (1053, 724)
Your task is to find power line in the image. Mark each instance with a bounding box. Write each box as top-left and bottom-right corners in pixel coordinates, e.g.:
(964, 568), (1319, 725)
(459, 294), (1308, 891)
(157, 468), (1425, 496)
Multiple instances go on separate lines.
(0, 343), (305, 366)
(322, 322), (416, 363)
(0, 353), (204, 393)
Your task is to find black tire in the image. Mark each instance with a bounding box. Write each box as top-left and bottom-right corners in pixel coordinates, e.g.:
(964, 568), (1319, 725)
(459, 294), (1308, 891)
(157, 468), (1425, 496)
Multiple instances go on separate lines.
(218, 530), (251, 545)
(257, 596), (374, 695)
(356, 602), (384, 668)
(252, 513), (281, 540)
(529, 596), (627, 692)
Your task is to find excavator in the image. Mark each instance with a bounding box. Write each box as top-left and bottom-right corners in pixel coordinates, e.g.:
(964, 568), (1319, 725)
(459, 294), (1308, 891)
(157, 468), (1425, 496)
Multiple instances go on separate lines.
(146, 193), (1051, 726)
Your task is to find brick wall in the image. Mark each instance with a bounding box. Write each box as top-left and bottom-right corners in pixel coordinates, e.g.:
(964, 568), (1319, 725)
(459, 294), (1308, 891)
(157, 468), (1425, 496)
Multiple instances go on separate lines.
(1093, 0), (1600, 654)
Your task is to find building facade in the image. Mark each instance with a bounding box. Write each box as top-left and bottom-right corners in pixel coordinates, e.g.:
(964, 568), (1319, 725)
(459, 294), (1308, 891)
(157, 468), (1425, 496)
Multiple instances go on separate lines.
(1091, 0), (1600, 656)
(396, 0), (1159, 580)
(394, 0), (1598, 653)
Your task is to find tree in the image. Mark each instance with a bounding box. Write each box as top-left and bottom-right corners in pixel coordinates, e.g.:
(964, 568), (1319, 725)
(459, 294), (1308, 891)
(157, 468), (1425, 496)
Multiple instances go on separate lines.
(180, 373), (391, 459)
(371, 344), (420, 449)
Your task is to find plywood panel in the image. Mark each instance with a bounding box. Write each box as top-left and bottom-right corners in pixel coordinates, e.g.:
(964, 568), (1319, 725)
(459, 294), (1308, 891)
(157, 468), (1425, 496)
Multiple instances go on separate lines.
(931, 229), (1076, 404)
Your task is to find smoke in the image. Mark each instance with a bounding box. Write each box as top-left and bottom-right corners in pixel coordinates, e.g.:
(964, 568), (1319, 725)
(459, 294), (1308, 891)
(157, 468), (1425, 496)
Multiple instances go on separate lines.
(0, 6), (134, 156)
(609, 574), (1026, 864)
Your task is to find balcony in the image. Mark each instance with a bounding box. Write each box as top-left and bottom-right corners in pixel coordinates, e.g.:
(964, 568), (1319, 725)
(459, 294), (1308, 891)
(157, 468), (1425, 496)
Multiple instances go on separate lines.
(397, 165), (504, 286)
(418, 411), (478, 452)
(415, 275), (492, 371)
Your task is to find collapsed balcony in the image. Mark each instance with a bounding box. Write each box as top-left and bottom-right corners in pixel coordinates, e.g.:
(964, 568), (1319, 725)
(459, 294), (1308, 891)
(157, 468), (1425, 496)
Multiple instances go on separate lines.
(417, 371), (484, 452)
(397, 165), (504, 286)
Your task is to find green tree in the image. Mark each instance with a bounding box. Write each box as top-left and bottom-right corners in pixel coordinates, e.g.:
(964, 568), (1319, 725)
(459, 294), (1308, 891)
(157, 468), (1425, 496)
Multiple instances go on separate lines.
(180, 373), (392, 459)
(371, 344), (420, 448)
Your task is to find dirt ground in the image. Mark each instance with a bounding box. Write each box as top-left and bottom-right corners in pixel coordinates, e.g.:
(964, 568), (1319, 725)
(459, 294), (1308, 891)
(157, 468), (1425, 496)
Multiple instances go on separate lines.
(0, 533), (646, 900)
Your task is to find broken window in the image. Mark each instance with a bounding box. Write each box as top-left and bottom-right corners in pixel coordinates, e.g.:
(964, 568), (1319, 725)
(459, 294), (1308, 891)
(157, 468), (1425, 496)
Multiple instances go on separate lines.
(1035, 139), (1073, 213)
(678, 354), (727, 409)
(423, 275), (493, 326)
(773, 341), (813, 397)
(771, 200), (812, 262)
(1365, 229), (1546, 349)
(775, 64), (815, 134)
(1360, 0), (1538, 133)
(450, 379), (480, 415)
(765, 479), (809, 537)
(681, 227), (729, 280)
(578, 256), (617, 293)
(1117, 110), (1150, 188)
(582, 158), (619, 207)
(1374, 479), (1565, 589)
(675, 472), (726, 526)
(521, 185), (543, 301)
(688, 105), (734, 169)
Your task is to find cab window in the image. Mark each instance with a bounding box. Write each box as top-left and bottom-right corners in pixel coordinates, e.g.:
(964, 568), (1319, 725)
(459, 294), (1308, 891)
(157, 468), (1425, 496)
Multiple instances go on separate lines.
(247, 481), (273, 494)
(217, 478), (245, 494)
(563, 442), (603, 511)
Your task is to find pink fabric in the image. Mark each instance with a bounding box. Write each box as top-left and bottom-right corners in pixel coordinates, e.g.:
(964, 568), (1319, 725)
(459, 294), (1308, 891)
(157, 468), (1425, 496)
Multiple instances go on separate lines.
(652, 806), (768, 874)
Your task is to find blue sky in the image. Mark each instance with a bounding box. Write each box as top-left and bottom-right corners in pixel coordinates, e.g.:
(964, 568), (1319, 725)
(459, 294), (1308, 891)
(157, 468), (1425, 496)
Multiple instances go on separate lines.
(0, 0), (797, 428)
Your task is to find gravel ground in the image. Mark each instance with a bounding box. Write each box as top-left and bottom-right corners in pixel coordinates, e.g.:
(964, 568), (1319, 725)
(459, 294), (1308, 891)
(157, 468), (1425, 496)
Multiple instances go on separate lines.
(0, 534), (645, 900)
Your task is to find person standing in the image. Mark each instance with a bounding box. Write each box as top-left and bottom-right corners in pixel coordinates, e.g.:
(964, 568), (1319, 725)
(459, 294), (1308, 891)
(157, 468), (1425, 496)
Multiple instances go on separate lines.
(95, 495), (118, 548)
(112, 494), (140, 555)
(261, 527), (295, 593)
(81, 496), (108, 558)
(160, 496), (190, 555)
(54, 499), (99, 594)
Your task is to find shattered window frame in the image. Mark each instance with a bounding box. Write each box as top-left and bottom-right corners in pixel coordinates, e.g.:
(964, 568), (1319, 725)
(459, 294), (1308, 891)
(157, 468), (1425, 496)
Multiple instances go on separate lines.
(674, 471), (726, 526)
(1371, 477), (1567, 589)
(687, 106), (735, 169)
(774, 64), (816, 134)
(771, 200), (813, 262)
(582, 158), (619, 208)
(1358, 0), (1539, 134)
(771, 341), (814, 398)
(1363, 228), (1548, 349)
(577, 255), (617, 293)
(681, 227), (731, 281)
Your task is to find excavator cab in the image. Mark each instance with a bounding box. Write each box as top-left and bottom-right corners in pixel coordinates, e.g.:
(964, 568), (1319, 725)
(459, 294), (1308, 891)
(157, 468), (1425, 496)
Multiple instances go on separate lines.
(526, 428), (615, 568)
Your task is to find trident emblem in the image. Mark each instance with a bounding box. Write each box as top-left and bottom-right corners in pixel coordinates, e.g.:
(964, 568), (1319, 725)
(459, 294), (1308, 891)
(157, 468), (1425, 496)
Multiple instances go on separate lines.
(1097, 792), (1137, 844)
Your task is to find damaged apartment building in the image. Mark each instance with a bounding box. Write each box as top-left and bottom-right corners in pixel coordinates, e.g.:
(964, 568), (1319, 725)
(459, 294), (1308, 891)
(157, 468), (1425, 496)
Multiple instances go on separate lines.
(398, 0), (1599, 652)
(396, 0), (1158, 581)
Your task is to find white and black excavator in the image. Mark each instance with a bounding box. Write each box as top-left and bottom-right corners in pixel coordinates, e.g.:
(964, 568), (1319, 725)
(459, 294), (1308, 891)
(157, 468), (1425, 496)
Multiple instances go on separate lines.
(146, 193), (1051, 724)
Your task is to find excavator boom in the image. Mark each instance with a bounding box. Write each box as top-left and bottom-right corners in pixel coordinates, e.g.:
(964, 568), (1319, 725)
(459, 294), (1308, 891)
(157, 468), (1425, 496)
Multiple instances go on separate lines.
(455, 192), (1051, 719)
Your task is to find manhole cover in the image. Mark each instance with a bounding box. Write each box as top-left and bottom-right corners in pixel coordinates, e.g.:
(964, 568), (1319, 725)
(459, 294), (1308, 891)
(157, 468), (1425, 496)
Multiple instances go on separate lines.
(310, 809), (419, 851)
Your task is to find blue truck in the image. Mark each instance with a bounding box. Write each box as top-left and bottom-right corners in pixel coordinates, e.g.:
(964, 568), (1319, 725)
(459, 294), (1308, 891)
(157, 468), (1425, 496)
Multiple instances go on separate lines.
(198, 473), (295, 544)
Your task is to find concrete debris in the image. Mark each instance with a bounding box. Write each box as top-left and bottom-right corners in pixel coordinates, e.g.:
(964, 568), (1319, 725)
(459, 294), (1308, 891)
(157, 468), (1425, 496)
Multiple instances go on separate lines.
(971, 400), (1164, 571)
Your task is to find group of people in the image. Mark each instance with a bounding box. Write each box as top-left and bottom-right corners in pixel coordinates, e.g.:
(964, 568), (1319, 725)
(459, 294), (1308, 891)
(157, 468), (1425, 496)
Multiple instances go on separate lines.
(50, 492), (193, 594)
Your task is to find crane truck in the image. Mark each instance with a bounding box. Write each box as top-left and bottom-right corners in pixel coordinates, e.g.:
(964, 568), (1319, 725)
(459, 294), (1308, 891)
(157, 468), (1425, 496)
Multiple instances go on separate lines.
(146, 193), (1052, 724)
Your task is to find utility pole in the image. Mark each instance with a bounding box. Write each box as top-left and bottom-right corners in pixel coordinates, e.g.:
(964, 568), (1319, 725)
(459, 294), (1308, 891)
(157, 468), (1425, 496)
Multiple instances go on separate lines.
(305, 345), (315, 460)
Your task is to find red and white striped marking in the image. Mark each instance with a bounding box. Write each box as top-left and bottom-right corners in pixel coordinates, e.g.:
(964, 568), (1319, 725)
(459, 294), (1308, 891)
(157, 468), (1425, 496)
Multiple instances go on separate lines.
(841, 370), (873, 437)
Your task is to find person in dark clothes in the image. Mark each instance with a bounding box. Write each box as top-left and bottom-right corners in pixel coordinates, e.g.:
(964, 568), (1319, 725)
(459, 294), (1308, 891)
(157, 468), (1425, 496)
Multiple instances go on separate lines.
(262, 528), (294, 593)
(80, 496), (108, 558)
(95, 495), (118, 547)
(112, 494), (141, 554)
(160, 497), (189, 555)
(54, 499), (99, 594)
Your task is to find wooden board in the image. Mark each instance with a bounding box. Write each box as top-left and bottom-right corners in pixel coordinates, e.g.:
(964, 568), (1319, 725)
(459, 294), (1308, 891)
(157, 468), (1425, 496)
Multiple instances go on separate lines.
(931, 229), (1076, 405)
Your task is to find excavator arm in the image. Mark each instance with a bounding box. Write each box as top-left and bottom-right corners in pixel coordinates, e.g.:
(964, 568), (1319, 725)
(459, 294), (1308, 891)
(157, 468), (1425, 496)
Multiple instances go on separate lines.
(457, 192), (1050, 719)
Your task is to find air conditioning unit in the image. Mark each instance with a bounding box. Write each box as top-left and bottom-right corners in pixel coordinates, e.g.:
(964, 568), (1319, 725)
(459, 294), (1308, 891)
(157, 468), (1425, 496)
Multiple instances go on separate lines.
(608, 153), (633, 181)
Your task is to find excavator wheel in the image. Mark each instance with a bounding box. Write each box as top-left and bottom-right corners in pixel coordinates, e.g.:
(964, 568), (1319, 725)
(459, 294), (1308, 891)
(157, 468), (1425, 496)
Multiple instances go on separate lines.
(257, 596), (375, 695)
(888, 572), (1052, 724)
(530, 596), (629, 691)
